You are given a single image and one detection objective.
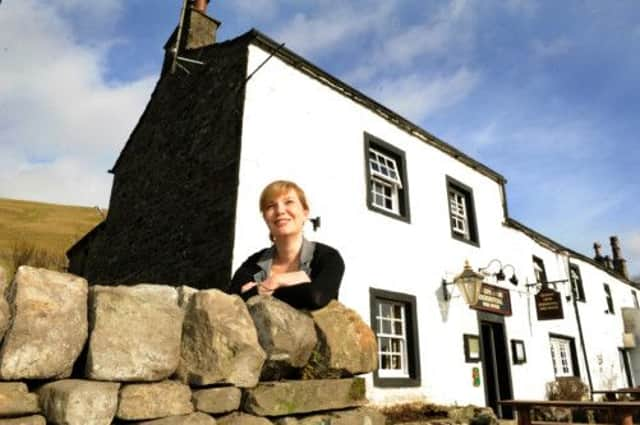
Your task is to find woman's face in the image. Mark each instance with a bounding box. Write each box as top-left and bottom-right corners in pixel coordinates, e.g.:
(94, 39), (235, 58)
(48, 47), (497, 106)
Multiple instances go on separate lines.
(262, 189), (309, 240)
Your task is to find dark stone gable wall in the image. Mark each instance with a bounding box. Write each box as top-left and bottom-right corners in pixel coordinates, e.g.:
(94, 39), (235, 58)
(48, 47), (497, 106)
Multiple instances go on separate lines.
(69, 37), (251, 290)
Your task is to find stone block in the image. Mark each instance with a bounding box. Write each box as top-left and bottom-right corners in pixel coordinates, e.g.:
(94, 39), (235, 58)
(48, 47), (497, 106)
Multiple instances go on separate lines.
(243, 378), (366, 416)
(0, 298), (9, 343)
(0, 416), (46, 425)
(86, 284), (183, 381)
(247, 296), (317, 380)
(177, 290), (265, 387)
(303, 301), (377, 379)
(217, 412), (272, 425)
(117, 380), (193, 421)
(37, 379), (120, 425)
(0, 266), (7, 297)
(0, 382), (39, 417)
(132, 412), (216, 424)
(192, 386), (241, 414)
(275, 408), (386, 425)
(178, 285), (198, 309)
(0, 267), (88, 380)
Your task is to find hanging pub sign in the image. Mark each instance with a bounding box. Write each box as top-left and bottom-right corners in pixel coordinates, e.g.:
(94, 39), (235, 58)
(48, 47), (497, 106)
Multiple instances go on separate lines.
(471, 283), (512, 316)
(535, 286), (564, 320)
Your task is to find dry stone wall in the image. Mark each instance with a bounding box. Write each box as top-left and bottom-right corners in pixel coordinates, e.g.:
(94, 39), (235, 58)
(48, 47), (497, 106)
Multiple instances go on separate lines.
(0, 266), (382, 425)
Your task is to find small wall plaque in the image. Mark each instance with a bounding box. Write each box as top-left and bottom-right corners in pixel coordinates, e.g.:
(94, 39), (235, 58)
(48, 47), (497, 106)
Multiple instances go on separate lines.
(511, 339), (526, 364)
(464, 334), (481, 362)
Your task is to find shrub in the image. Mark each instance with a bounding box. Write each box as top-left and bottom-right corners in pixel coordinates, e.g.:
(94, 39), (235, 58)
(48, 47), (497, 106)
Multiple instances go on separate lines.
(9, 239), (68, 275)
(546, 377), (590, 401)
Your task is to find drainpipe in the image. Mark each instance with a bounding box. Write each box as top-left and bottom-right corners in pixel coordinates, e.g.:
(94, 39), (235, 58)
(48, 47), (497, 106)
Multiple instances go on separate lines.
(565, 252), (594, 398)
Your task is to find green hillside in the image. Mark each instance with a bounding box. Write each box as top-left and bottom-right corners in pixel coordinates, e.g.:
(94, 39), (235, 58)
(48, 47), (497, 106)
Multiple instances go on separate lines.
(0, 198), (103, 278)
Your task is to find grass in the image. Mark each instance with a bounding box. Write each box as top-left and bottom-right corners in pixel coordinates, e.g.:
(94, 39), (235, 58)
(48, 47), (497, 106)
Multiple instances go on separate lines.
(0, 198), (103, 279)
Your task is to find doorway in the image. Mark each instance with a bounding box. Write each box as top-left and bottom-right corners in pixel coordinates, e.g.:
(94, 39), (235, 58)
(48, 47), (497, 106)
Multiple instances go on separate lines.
(479, 313), (513, 419)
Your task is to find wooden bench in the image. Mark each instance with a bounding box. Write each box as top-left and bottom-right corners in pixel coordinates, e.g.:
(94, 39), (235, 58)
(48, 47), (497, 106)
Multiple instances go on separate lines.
(499, 400), (640, 425)
(593, 389), (640, 401)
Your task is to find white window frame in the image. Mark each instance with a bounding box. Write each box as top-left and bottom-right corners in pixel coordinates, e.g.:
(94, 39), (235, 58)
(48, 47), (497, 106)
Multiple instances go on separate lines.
(376, 300), (409, 378)
(448, 187), (469, 239)
(371, 178), (399, 214)
(533, 257), (547, 284)
(550, 336), (574, 377)
(369, 147), (402, 214)
(569, 264), (586, 302)
(604, 283), (615, 314)
(369, 148), (403, 187)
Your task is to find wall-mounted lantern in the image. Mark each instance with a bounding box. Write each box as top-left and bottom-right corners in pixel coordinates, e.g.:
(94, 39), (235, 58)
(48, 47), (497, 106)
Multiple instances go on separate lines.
(481, 259), (519, 286)
(442, 260), (485, 306)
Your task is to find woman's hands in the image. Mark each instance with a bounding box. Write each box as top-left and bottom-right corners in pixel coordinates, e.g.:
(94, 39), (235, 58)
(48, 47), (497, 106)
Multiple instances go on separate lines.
(239, 271), (311, 297)
(239, 277), (280, 296)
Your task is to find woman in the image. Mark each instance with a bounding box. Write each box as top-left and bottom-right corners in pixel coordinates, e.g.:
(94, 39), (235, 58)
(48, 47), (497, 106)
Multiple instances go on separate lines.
(228, 180), (344, 310)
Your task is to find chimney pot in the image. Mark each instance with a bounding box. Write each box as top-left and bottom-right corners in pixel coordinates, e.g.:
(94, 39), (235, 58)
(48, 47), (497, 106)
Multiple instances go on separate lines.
(610, 235), (630, 280)
(594, 242), (604, 262)
(193, 0), (209, 13)
(611, 236), (621, 260)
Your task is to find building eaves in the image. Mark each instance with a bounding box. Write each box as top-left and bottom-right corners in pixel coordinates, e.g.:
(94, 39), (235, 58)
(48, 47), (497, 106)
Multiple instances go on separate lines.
(245, 29), (506, 185)
(505, 217), (638, 288)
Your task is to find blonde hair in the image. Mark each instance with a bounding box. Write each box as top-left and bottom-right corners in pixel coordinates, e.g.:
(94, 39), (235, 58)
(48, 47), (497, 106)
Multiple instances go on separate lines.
(259, 180), (309, 212)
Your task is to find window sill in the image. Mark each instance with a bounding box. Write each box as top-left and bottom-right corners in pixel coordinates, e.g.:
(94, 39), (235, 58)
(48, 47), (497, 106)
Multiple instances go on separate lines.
(367, 203), (411, 223)
(451, 232), (480, 247)
(373, 375), (421, 388)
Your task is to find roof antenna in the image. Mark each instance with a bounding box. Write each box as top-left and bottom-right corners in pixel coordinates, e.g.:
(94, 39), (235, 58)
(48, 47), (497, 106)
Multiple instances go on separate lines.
(171, 0), (205, 74)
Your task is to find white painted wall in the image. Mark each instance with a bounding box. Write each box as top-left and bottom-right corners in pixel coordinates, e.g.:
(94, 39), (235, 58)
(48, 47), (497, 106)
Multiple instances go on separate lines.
(231, 43), (638, 407)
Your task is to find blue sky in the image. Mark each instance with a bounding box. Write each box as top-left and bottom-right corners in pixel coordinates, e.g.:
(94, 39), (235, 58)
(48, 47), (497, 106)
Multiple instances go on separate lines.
(1, 0), (639, 277)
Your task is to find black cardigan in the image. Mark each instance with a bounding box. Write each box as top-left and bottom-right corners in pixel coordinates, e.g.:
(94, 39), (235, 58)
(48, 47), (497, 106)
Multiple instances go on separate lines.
(228, 242), (344, 310)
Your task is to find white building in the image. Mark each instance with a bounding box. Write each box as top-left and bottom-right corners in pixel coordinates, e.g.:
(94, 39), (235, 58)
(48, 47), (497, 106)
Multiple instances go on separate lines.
(232, 32), (639, 415)
(69, 3), (640, 418)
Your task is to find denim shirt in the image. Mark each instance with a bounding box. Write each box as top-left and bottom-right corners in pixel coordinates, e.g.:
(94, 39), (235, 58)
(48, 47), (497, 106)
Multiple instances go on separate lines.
(252, 238), (316, 283)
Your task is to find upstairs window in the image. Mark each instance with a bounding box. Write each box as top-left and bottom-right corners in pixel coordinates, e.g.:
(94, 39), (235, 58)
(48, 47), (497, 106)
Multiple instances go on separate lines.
(364, 133), (410, 222)
(604, 283), (615, 314)
(533, 256), (548, 285)
(569, 263), (586, 302)
(446, 176), (479, 246)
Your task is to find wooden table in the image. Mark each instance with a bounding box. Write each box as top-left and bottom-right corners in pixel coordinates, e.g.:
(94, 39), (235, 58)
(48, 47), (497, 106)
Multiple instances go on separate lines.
(499, 399), (640, 425)
(593, 389), (640, 401)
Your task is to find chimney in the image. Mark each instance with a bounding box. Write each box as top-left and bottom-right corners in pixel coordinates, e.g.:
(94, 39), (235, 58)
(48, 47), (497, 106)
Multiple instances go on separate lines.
(610, 235), (630, 279)
(181, 0), (220, 49)
(604, 255), (614, 270)
(162, 0), (221, 75)
(594, 242), (604, 263)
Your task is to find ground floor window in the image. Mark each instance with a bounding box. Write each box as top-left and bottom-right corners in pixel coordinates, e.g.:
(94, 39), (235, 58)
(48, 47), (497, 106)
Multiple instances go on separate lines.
(619, 348), (634, 387)
(549, 334), (580, 378)
(369, 288), (421, 387)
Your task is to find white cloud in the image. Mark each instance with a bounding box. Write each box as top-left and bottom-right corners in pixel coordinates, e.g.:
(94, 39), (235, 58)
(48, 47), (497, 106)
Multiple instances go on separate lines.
(504, 0), (538, 16)
(369, 68), (480, 121)
(226, 0), (280, 21)
(469, 122), (499, 149)
(375, 0), (474, 68)
(273, 1), (395, 56)
(0, 0), (155, 207)
(0, 149), (113, 207)
(532, 38), (573, 58)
